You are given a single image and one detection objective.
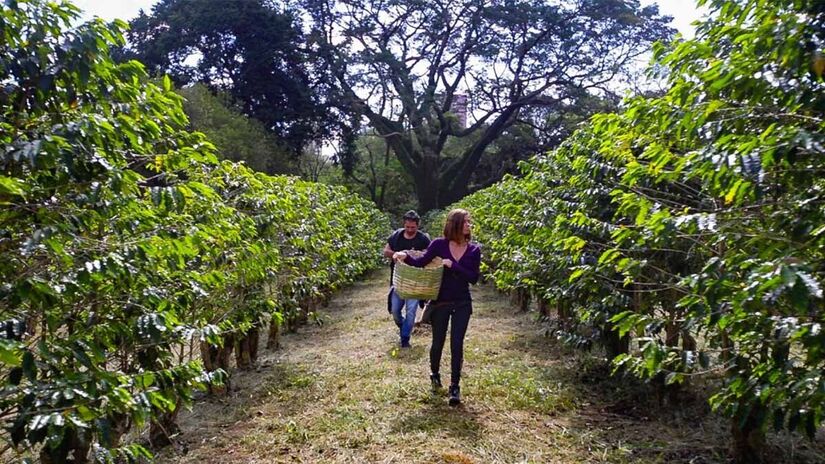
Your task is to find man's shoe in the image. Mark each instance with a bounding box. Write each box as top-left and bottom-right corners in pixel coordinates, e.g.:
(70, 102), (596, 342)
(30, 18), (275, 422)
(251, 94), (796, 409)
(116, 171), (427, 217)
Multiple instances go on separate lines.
(448, 385), (461, 406)
(430, 373), (442, 392)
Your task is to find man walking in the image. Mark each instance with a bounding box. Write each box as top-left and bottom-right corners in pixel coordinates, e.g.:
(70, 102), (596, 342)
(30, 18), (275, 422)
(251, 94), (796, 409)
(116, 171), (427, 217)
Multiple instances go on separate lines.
(383, 210), (430, 348)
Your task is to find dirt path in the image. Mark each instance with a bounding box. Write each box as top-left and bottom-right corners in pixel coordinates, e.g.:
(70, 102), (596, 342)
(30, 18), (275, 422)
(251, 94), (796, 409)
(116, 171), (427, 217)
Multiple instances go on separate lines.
(155, 269), (822, 464)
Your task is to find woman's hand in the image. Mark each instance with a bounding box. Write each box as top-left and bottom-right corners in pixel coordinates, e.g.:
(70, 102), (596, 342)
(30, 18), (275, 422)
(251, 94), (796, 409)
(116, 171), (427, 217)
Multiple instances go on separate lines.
(442, 259), (453, 268)
(393, 251), (408, 262)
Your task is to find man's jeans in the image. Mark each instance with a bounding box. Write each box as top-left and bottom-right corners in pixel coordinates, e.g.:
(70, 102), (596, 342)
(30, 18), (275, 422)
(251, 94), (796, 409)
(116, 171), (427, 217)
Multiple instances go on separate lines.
(390, 287), (418, 344)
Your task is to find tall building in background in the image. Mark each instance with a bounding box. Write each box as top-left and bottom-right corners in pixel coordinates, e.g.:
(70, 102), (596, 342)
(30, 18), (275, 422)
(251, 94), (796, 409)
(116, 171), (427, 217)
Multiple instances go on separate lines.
(451, 94), (468, 128)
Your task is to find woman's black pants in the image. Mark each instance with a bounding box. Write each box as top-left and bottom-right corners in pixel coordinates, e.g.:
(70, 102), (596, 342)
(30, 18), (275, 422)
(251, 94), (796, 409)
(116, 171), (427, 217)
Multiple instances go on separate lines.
(429, 300), (472, 386)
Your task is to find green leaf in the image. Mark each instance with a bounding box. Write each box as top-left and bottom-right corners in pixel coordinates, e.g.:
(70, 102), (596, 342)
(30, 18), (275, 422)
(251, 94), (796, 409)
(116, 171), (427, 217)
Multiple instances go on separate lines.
(597, 248), (621, 265)
(568, 268), (586, 283)
(76, 405), (96, 421)
(724, 179), (744, 205)
(0, 340), (22, 367)
(665, 372), (683, 385)
(0, 176), (26, 197)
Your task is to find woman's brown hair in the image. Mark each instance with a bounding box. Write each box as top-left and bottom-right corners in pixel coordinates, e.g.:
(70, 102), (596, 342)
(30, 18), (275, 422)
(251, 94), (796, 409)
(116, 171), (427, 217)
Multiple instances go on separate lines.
(443, 208), (471, 243)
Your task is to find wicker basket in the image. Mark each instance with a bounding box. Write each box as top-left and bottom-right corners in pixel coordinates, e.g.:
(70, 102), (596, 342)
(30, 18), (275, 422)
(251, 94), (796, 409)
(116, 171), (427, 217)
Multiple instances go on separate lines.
(393, 250), (443, 300)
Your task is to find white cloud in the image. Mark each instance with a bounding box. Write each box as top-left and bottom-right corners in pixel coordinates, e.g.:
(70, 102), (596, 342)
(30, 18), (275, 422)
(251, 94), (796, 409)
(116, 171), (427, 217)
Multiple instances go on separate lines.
(73, 0), (157, 22)
(643, 0), (710, 39)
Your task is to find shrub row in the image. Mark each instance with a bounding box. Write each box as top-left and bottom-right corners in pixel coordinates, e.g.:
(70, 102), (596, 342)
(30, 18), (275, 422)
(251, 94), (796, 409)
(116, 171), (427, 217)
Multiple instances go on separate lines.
(449, 1), (824, 462)
(0, 2), (388, 461)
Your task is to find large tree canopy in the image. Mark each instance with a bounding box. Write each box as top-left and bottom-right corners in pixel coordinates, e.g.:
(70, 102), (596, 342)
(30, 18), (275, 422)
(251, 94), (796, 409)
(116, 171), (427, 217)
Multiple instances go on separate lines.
(123, 0), (335, 153)
(306, 0), (675, 211)
(177, 84), (296, 175)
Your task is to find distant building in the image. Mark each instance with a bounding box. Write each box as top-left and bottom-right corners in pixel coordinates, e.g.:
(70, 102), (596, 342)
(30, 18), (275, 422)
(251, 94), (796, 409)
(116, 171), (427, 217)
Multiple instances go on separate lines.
(451, 94), (468, 129)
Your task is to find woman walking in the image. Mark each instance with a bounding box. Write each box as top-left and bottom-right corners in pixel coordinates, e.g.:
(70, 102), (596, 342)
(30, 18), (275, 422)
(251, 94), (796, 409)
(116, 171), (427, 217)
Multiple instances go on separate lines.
(393, 208), (481, 405)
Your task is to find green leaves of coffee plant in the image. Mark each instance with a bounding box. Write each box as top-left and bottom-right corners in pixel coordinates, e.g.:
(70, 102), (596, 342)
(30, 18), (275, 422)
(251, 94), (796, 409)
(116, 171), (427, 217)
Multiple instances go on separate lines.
(448, 0), (825, 451)
(0, 1), (388, 460)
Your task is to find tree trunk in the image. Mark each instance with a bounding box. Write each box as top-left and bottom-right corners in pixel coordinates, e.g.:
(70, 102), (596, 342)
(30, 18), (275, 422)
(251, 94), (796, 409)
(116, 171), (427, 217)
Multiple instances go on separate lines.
(537, 296), (550, 318)
(235, 333), (252, 369)
(682, 330), (697, 351)
(200, 334), (234, 394)
(603, 327), (629, 359)
(510, 288), (531, 312)
(413, 154), (441, 212)
(39, 428), (90, 464)
(106, 413), (131, 450)
(438, 171), (469, 208)
(658, 319), (684, 403)
(218, 334), (234, 369)
(731, 404), (765, 463)
(248, 327), (259, 362)
(665, 321), (680, 347)
(556, 300), (571, 328)
(149, 406), (181, 448)
(267, 318), (281, 349)
(235, 327), (260, 368)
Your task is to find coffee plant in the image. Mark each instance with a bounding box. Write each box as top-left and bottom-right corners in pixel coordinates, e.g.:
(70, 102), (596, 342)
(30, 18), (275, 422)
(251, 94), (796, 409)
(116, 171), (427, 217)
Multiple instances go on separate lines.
(0, 1), (388, 461)
(450, 1), (824, 462)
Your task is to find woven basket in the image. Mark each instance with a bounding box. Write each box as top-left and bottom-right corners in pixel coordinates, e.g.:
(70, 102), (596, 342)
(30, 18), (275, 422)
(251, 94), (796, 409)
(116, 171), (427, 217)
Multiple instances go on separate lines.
(393, 250), (443, 300)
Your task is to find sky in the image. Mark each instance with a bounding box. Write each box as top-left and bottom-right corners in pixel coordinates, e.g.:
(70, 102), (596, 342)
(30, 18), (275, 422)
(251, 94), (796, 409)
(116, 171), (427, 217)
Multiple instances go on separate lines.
(74, 0), (709, 39)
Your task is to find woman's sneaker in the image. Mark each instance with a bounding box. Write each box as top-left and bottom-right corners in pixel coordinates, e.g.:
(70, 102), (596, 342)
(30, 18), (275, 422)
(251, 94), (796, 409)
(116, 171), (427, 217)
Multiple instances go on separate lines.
(448, 385), (461, 406)
(430, 373), (442, 393)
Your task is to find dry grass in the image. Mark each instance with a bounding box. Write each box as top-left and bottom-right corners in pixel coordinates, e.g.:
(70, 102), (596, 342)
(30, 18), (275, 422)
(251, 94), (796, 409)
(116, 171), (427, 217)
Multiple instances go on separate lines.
(154, 270), (825, 464)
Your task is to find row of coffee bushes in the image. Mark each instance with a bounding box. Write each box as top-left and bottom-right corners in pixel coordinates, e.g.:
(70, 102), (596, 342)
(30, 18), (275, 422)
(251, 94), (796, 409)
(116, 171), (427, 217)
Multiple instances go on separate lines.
(448, 1), (824, 462)
(0, 2), (388, 462)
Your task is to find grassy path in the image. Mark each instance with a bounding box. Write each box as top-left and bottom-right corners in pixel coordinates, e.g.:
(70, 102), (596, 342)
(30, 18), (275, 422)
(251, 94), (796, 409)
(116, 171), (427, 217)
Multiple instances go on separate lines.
(156, 269), (822, 464)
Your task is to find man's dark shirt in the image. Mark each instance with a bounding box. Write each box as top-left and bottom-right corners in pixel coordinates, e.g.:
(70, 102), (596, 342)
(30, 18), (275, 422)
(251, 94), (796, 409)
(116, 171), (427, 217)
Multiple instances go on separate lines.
(388, 229), (431, 283)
